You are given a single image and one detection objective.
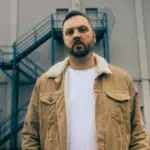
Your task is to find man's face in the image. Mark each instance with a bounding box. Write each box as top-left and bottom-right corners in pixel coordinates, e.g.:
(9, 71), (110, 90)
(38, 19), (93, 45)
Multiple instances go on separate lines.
(63, 15), (96, 58)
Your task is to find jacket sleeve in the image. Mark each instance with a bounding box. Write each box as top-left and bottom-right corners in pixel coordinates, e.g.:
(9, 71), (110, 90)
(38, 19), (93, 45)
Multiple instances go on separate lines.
(22, 79), (40, 150)
(125, 74), (150, 149)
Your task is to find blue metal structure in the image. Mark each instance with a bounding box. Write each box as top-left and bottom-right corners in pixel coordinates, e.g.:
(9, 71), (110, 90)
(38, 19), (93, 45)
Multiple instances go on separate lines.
(0, 12), (110, 148)
(51, 14), (55, 66)
(103, 13), (110, 63)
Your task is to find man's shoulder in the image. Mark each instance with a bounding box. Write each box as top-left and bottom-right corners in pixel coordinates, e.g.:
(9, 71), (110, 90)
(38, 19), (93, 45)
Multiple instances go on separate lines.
(109, 64), (127, 75)
(106, 64), (137, 95)
(108, 64), (133, 83)
(108, 64), (130, 76)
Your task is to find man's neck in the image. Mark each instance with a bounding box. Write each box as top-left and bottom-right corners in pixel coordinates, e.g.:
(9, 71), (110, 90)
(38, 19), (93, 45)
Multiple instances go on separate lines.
(69, 52), (96, 70)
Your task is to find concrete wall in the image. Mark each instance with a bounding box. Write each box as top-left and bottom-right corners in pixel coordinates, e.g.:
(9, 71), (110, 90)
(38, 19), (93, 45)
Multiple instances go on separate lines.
(142, 0), (150, 122)
(142, 0), (150, 78)
(0, 0), (150, 148)
(0, 0), (11, 83)
(18, 0), (71, 36)
(0, 0), (10, 47)
(81, 0), (140, 79)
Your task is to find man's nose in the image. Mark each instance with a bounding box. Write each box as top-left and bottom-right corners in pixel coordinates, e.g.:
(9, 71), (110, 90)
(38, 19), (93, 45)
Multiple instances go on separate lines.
(73, 30), (81, 39)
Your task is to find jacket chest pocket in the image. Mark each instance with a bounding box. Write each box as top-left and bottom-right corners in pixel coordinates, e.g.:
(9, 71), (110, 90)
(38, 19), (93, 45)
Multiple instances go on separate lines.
(106, 92), (131, 124)
(40, 94), (57, 123)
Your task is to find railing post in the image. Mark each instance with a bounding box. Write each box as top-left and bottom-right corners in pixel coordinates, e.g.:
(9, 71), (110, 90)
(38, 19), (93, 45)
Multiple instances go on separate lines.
(104, 13), (110, 63)
(51, 14), (55, 66)
(0, 49), (4, 63)
(10, 43), (19, 149)
(34, 27), (37, 43)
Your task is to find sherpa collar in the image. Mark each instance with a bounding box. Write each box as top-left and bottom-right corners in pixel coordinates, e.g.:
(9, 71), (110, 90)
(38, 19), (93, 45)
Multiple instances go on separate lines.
(46, 53), (112, 78)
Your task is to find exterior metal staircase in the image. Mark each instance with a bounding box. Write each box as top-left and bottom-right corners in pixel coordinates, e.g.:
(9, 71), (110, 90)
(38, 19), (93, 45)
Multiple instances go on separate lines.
(0, 53), (44, 147)
(0, 50), (44, 83)
(0, 12), (109, 148)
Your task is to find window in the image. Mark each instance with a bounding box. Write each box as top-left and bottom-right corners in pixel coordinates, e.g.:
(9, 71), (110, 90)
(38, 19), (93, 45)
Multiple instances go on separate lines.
(56, 8), (69, 28)
(86, 8), (98, 28)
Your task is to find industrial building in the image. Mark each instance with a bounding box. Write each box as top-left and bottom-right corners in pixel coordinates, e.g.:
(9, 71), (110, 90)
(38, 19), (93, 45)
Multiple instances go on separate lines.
(0, 0), (150, 149)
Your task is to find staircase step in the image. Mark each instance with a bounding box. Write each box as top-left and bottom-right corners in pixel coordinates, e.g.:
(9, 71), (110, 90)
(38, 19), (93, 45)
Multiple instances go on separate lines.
(0, 62), (12, 70)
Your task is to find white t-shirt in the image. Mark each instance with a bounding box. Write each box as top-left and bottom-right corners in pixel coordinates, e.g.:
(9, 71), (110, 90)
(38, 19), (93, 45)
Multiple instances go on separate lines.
(68, 66), (98, 150)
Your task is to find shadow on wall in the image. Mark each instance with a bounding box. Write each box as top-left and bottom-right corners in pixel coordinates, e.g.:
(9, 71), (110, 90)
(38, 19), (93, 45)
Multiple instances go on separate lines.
(100, 7), (116, 37)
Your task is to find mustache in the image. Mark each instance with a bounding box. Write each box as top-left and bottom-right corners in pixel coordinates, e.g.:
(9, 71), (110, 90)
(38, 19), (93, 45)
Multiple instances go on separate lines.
(73, 39), (84, 47)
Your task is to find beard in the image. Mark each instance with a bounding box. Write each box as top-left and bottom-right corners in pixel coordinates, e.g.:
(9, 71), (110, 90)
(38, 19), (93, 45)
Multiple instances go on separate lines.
(66, 39), (95, 58)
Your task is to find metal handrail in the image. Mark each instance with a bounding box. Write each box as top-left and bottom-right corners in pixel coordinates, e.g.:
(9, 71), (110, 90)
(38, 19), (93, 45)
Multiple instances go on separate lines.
(0, 100), (29, 136)
(21, 61), (39, 76)
(16, 31), (36, 46)
(15, 14), (53, 44)
(0, 121), (24, 146)
(16, 19), (52, 47)
(0, 49), (4, 62)
(0, 100), (29, 127)
(16, 26), (51, 52)
(20, 61), (39, 78)
(16, 26), (52, 53)
(0, 52), (13, 62)
(0, 112), (26, 136)
(25, 57), (45, 73)
(18, 67), (36, 84)
(15, 18), (52, 53)
(0, 102), (29, 139)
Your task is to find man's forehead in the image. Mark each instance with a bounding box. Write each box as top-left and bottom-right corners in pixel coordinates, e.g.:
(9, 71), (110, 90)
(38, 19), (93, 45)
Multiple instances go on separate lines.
(63, 15), (91, 29)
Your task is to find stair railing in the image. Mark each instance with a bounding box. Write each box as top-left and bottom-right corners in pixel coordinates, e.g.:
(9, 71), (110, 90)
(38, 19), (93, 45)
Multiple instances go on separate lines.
(15, 15), (53, 54)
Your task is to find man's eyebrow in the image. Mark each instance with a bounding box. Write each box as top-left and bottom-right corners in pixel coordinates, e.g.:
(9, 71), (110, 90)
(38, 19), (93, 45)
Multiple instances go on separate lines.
(64, 28), (74, 34)
(65, 25), (87, 30)
(65, 27), (73, 31)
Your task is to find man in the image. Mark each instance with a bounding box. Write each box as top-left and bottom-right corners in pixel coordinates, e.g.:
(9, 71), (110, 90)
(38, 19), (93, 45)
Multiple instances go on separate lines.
(22, 10), (150, 150)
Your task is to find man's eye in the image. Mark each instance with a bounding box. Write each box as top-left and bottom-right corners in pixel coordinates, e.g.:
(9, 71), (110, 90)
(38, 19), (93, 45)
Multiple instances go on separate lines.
(79, 26), (88, 32)
(66, 29), (74, 35)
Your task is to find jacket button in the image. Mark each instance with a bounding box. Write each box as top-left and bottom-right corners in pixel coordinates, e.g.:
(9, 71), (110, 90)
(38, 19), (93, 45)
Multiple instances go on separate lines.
(49, 98), (53, 102)
(97, 138), (101, 142)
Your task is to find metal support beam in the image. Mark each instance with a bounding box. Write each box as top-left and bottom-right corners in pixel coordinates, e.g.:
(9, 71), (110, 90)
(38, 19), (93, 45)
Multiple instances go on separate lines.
(51, 14), (55, 66)
(10, 44), (19, 149)
(8, 0), (18, 148)
(104, 13), (110, 63)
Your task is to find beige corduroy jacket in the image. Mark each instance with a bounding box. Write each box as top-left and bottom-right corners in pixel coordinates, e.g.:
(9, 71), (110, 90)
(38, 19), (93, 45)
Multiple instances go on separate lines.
(22, 54), (150, 150)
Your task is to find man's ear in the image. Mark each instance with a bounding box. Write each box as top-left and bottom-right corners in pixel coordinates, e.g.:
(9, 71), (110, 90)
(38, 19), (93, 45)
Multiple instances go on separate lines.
(93, 31), (96, 43)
